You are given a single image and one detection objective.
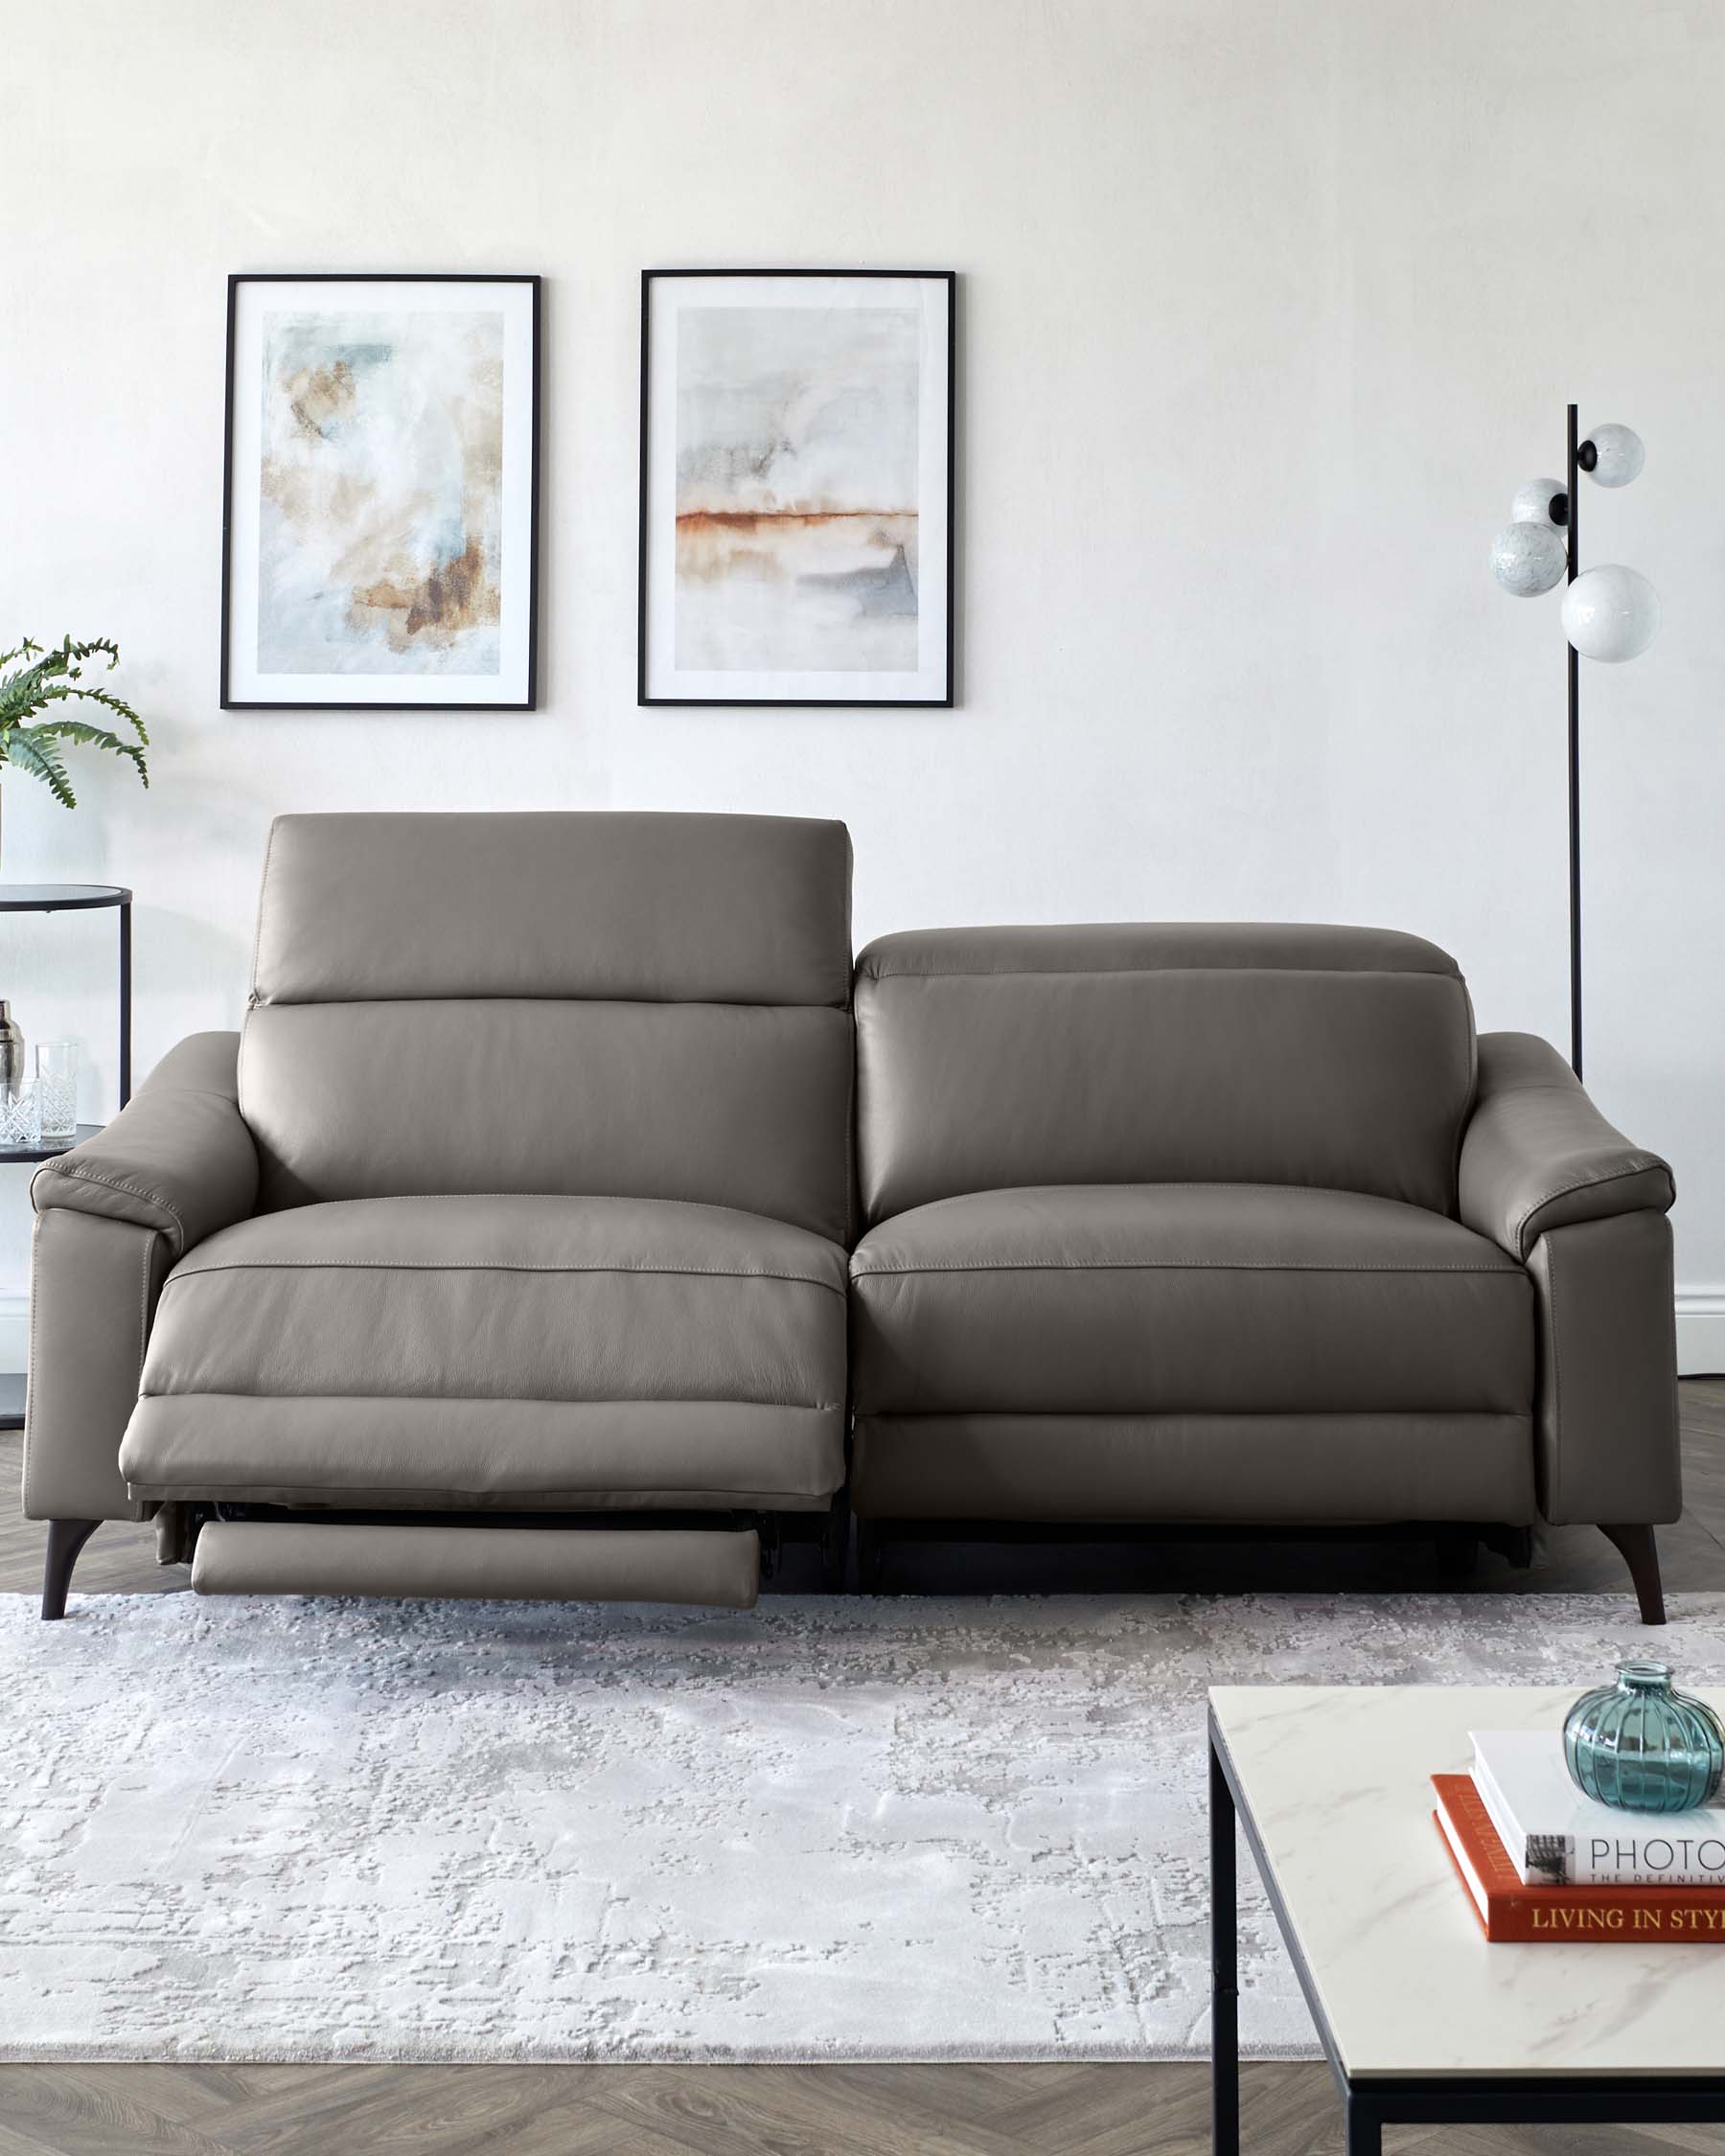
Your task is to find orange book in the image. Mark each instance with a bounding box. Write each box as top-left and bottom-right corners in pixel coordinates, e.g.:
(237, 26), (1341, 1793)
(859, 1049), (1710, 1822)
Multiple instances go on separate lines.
(1433, 1775), (1725, 1943)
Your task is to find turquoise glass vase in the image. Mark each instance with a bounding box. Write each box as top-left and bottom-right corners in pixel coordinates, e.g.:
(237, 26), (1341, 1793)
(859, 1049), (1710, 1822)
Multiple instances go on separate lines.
(1563, 1661), (1725, 1813)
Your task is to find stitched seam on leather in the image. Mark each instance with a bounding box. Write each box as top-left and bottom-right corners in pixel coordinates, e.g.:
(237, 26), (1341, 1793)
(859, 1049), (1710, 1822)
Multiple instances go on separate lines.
(135, 1396), (843, 1429)
(130, 1479), (831, 1503)
(248, 816), (281, 1002)
(203, 1188), (849, 1242)
(38, 1161), (183, 1248)
(159, 1260), (847, 1297)
(21, 1215), (43, 1516)
(871, 1190), (1475, 1225)
(1500, 1077), (1572, 1094)
(242, 990), (831, 1012)
(1542, 1241), (1564, 1519)
(124, 1082), (239, 1103)
(843, 1011), (857, 1250)
(851, 1410), (1531, 1424)
(849, 1259), (1521, 1278)
(892, 1181), (1399, 1201)
(1514, 1159), (1675, 1259)
(138, 1390), (843, 1411)
(137, 1227), (152, 1457)
(1444, 977), (1476, 1218)
(858, 960), (1461, 984)
(294, 1190), (832, 1220)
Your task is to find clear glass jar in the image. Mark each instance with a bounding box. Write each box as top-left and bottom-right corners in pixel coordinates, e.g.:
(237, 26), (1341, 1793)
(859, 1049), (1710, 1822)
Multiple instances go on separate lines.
(34, 1040), (79, 1142)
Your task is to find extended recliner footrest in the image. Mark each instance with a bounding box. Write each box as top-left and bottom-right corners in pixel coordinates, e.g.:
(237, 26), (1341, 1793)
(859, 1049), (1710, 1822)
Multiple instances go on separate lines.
(190, 1522), (760, 1609)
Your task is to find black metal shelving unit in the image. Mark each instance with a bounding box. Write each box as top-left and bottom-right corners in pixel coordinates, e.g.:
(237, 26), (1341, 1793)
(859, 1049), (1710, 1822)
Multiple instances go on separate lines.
(0, 883), (132, 1431)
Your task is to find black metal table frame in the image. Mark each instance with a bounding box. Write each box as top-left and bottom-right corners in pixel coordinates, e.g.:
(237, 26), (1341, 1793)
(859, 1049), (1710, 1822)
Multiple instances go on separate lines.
(0, 884), (131, 1433)
(1208, 1709), (1725, 2153)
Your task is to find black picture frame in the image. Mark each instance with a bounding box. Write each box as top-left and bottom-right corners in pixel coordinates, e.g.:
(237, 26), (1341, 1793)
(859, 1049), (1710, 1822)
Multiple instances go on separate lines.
(638, 267), (956, 708)
(220, 271), (541, 711)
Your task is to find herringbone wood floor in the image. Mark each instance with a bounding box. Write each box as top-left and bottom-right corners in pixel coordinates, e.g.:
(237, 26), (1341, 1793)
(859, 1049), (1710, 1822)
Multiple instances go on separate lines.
(4, 1388), (1723, 2154)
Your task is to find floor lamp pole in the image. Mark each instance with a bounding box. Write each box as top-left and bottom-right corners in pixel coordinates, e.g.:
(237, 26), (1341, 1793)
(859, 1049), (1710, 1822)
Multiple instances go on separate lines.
(1566, 401), (1582, 1079)
(1491, 408), (1653, 1081)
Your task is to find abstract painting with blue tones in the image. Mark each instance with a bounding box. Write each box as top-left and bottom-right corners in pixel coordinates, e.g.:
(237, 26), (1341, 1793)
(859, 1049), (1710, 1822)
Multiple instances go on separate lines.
(257, 310), (504, 677)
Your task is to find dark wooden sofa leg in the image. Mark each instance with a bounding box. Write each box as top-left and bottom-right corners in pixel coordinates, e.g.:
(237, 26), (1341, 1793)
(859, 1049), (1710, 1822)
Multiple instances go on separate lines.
(41, 1519), (100, 1621)
(1599, 1524), (1666, 1626)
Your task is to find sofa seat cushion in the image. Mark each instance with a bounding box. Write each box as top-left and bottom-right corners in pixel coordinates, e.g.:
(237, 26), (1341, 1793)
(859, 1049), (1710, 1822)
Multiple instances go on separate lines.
(849, 1183), (1532, 1416)
(119, 1194), (847, 1508)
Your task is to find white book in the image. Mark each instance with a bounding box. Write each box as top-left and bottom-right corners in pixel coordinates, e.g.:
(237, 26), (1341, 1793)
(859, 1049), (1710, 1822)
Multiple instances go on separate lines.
(1470, 1730), (1725, 1888)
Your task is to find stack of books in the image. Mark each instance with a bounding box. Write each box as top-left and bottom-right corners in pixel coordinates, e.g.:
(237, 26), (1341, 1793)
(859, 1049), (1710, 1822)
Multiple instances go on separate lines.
(1433, 1731), (1725, 1941)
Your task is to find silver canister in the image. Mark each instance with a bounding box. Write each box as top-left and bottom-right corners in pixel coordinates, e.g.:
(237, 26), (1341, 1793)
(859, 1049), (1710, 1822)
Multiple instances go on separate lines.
(0, 1002), (22, 1102)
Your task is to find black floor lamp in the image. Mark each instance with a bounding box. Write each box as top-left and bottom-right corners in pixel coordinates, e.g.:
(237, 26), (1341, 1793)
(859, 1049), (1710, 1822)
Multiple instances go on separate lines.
(1487, 410), (1658, 1080)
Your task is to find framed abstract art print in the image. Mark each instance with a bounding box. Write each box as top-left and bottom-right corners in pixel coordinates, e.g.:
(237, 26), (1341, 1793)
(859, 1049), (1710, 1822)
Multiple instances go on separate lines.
(221, 273), (540, 708)
(638, 269), (954, 706)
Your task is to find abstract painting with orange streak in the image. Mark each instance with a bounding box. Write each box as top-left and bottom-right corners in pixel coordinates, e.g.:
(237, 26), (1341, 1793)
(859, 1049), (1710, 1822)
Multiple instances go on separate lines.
(675, 308), (919, 673)
(257, 312), (504, 675)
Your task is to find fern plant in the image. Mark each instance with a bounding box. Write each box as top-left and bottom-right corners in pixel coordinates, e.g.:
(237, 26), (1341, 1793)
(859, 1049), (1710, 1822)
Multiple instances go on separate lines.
(0, 635), (150, 811)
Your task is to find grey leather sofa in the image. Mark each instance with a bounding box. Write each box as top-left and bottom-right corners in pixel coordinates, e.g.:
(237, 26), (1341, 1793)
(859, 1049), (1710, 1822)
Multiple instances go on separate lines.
(23, 814), (1681, 1622)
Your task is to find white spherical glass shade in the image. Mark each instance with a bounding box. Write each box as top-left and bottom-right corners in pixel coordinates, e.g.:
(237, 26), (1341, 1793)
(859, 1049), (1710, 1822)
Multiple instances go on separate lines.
(1561, 564), (1659, 661)
(1510, 477), (1566, 528)
(1489, 519), (1567, 596)
(1582, 423), (1644, 488)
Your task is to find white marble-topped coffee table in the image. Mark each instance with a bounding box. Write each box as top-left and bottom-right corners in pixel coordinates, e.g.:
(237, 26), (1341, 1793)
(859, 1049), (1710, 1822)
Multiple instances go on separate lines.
(1208, 1685), (1725, 2154)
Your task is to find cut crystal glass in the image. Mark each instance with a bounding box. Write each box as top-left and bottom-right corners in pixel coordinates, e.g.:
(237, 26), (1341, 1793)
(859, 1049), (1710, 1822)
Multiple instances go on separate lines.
(0, 1087), (42, 1149)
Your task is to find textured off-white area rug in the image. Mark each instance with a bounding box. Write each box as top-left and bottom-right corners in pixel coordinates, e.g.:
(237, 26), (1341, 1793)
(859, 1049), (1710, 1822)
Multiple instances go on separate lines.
(6, 1590), (1725, 2063)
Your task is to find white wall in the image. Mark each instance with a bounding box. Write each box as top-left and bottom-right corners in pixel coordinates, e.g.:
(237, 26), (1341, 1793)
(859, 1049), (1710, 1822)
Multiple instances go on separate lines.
(5, 0), (1723, 1365)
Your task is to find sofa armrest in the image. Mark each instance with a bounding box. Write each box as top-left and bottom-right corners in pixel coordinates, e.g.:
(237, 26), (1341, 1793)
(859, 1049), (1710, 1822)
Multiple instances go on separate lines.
(1526, 1210), (1680, 1526)
(1459, 1032), (1674, 1263)
(31, 1031), (258, 1262)
(24, 1033), (256, 1525)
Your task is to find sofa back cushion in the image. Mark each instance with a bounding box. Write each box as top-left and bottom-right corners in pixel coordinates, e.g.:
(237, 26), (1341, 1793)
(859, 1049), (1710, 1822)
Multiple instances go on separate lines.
(241, 813), (854, 1241)
(854, 923), (1476, 1227)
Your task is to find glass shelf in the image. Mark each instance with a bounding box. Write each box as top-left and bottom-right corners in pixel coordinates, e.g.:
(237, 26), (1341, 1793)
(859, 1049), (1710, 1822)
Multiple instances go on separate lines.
(0, 884), (131, 913)
(0, 1121), (104, 1166)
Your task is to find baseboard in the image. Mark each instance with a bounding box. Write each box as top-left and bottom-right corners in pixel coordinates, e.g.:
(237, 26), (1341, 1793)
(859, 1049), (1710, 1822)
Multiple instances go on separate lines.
(0, 1289), (25, 1375)
(1676, 1288), (1725, 1377)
